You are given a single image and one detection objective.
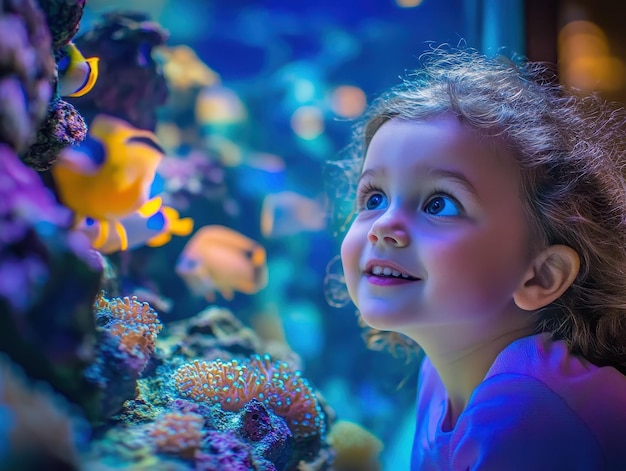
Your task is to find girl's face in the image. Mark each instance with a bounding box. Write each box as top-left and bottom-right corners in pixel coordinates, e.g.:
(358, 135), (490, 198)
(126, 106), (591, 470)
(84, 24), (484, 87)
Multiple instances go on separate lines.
(340, 116), (535, 344)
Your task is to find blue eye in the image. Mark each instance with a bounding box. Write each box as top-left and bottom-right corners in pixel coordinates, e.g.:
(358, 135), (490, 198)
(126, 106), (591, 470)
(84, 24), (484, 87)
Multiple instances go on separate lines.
(366, 193), (387, 210)
(424, 196), (460, 216)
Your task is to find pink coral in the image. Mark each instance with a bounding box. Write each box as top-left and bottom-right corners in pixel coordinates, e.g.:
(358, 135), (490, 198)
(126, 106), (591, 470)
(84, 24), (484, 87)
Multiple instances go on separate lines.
(173, 354), (325, 439)
(149, 411), (204, 457)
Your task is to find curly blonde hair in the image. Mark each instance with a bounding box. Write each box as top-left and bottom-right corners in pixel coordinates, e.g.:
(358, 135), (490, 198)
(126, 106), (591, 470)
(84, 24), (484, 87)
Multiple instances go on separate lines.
(337, 46), (626, 373)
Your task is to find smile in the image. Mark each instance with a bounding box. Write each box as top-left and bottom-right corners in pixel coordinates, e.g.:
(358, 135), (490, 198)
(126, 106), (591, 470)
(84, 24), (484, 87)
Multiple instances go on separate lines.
(371, 265), (414, 279)
(364, 260), (420, 282)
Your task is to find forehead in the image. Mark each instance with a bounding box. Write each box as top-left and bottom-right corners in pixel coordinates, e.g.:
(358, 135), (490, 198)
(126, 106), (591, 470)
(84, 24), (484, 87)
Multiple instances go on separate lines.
(363, 116), (521, 194)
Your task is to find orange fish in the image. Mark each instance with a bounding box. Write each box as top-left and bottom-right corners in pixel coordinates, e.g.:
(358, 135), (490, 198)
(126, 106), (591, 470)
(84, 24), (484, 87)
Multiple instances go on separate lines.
(176, 225), (268, 302)
(57, 42), (100, 97)
(52, 113), (165, 223)
(76, 205), (194, 254)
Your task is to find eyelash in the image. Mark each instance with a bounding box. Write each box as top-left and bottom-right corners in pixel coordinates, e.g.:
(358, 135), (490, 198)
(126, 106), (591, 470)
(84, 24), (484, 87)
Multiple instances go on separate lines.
(356, 182), (381, 210)
(355, 183), (464, 214)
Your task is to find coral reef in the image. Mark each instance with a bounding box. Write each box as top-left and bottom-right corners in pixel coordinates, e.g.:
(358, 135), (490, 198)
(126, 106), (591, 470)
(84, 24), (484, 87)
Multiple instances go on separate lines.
(94, 292), (163, 370)
(85, 292), (163, 417)
(69, 10), (169, 131)
(0, 354), (89, 471)
(82, 304), (335, 471)
(0, 144), (70, 311)
(0, 0), (55, 155)
(173, 355), (325, 440)
(21, 97), (87, 170)
(149, 411), (204, 457)
(0, 0), (102, 425)
(37, 0), (86, 51)
(31, 0), (90, 167)
(162, 306), (264, 361)
(15, 0), (90, 171)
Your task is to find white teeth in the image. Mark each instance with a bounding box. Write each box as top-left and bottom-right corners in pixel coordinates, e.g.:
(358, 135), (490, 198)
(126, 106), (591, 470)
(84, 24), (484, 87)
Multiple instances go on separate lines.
(370, 265), (412, 278)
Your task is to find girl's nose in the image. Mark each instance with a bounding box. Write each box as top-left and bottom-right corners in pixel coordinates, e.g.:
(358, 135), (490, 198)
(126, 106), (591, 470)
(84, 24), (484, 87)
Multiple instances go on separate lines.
(367, 213), (410, 248)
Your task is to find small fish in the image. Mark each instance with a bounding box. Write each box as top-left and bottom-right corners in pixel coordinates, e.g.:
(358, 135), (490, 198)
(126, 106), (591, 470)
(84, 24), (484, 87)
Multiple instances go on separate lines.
(76, 204), (194, 253)
(260, 191), (327, 238)
(52, 113), (165, 222)
(175, 225), (268, 302)
(58, 42), (100, 97)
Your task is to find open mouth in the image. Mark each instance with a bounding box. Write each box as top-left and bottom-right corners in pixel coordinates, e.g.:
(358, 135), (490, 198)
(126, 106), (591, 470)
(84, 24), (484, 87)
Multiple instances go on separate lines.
(368, 265), (419, 280)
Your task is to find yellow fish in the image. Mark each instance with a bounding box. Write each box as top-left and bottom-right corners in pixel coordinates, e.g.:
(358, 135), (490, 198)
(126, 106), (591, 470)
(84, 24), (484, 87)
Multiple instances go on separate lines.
(52, 113), (165, 223)
(175, 225), (268, 302)
(76, 205), (194, 254)
(58, 42), (100, 97)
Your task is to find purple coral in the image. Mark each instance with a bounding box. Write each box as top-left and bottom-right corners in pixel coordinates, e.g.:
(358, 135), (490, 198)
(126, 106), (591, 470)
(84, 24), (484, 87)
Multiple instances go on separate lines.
(0, 145), (71, 311)
(21, 98), (87, 170)
(240, 399), (292, 470)
(0, 0), (55, 155)
(196, 430), (269, 471)
(241, 399), (275, 441)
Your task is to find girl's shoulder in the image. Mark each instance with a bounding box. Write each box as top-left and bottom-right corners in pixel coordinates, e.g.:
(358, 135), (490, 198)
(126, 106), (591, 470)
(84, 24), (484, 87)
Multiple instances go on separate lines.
(485, 332), (626, 393)
(471, 333), (626, 464)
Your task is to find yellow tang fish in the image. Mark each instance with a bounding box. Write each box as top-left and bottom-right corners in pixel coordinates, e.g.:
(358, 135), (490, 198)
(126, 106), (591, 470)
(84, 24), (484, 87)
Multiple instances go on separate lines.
(76, 205), (194, 254)
(58, 42), (99, 97)
(52, 113), (165, 223)
(175, 225), (268, 302)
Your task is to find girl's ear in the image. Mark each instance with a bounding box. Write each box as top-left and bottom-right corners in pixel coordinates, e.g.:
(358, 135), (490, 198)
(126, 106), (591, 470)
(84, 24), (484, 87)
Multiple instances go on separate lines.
(513, 245), (580, 311)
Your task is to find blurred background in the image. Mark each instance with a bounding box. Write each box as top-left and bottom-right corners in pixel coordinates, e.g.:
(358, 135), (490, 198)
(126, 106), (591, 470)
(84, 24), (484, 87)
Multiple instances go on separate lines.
(72, 0), (626, 468)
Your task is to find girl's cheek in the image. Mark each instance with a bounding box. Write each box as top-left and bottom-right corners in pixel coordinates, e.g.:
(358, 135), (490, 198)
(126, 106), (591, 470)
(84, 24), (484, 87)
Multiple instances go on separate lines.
(340, 230), (360, 277)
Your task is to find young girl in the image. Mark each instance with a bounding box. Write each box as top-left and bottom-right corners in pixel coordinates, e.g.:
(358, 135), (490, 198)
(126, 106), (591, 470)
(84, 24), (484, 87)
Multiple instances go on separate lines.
(339, 46), (626, 470)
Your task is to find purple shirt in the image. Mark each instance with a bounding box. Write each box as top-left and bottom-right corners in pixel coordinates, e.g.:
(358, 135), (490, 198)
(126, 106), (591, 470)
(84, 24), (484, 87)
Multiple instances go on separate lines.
(412, 333), (626, 470)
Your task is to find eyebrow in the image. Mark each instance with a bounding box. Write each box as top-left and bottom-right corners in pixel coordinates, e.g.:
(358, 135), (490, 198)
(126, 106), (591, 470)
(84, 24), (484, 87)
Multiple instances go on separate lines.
(357, 166), (480, 198)
(357, 167), (384, 185)
(427, 168), (479, 198)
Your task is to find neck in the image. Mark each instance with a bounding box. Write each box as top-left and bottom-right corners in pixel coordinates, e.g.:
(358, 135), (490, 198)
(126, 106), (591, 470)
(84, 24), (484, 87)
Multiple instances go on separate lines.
(409, 321), (536, 428)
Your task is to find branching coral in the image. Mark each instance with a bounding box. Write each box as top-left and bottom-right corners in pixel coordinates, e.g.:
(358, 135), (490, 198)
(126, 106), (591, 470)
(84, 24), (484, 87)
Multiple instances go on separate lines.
(173, 354), (325, 440)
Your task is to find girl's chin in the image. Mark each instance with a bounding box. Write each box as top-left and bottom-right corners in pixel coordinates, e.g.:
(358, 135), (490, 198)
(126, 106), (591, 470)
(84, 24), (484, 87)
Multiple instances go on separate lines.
(358, 309), (411, 332)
